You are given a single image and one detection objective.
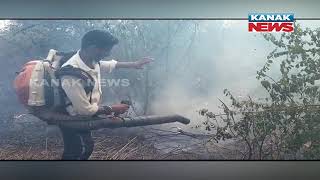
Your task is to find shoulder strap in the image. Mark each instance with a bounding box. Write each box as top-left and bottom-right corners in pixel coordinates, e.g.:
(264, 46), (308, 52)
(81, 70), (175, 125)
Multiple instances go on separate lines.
(56, 51), (77, 67)
(55, 65), (95, 94)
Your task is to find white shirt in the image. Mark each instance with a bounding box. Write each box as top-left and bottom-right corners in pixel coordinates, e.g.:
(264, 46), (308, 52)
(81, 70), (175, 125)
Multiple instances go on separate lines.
(60, 50), (117, 116)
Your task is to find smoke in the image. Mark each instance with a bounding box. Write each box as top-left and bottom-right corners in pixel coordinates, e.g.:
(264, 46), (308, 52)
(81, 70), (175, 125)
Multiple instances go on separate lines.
(147, 21), (273, 130)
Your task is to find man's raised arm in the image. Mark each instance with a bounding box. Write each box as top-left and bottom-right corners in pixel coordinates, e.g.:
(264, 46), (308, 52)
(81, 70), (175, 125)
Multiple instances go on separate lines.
(115, 57), (153, 69)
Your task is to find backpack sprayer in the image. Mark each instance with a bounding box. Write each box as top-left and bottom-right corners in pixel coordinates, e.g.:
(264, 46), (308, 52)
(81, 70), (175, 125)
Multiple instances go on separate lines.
(14, 49), (191, 130)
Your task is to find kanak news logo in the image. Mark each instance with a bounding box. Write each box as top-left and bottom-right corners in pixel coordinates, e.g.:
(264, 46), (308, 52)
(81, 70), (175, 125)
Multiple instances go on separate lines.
(248, 13), (294, 32)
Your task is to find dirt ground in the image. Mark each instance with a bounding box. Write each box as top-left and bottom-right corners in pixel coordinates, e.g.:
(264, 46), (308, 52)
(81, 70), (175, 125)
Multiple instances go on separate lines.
(0, 114), (203, 160)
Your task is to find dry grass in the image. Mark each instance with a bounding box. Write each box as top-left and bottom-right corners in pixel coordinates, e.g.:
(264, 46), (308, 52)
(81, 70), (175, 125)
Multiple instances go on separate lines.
(0, 115), (202, 160)
(0, 126), (160, 160)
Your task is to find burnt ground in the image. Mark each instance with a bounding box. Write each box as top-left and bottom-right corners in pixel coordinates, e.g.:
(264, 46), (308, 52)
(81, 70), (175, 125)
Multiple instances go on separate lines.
(0, 114), (203, 160)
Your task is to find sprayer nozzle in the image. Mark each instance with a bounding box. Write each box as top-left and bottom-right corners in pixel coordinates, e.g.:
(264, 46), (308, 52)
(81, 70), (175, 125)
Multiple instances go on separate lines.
(175, 115), (191, 124)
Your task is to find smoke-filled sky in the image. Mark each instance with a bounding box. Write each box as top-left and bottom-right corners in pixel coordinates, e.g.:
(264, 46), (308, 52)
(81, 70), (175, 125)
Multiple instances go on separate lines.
(149, 20), (320, 131)
(151, 20), (272, 117)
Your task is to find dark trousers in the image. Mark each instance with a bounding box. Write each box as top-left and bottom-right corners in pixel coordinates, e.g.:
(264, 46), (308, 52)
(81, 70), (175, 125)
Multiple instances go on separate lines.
(59, 126), (94, 160)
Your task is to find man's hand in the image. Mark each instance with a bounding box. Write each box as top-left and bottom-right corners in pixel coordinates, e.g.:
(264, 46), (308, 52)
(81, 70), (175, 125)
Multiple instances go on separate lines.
(111, 104), (130, 115)
(133, 57), (153, 69)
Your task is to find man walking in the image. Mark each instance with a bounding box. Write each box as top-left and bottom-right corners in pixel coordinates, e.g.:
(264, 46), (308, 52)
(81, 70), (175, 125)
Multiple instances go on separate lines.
(59, 30), (152, 160)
